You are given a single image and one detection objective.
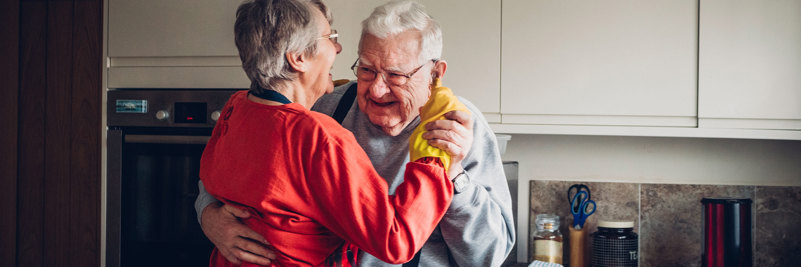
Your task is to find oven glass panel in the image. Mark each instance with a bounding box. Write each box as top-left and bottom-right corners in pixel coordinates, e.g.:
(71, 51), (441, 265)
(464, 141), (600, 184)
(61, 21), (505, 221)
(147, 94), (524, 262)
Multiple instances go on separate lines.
(121, 141), (212, 267)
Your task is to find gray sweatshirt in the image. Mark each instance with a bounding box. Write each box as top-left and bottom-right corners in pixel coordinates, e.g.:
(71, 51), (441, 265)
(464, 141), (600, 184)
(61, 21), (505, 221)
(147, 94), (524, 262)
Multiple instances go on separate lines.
(195, 81), (515, 266)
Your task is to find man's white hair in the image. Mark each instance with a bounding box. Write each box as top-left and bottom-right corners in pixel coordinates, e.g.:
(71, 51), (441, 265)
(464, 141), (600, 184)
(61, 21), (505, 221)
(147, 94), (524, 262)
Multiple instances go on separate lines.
(360, 0), (443, 64)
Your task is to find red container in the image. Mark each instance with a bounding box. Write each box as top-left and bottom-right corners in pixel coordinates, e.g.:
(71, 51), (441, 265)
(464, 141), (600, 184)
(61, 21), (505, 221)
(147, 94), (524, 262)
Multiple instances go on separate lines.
(701, 198), (752, 267)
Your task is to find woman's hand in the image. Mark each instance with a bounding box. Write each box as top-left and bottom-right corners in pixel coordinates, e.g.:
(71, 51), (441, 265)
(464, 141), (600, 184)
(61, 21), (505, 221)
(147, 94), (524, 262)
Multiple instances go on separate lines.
(200, 202), (276, 265)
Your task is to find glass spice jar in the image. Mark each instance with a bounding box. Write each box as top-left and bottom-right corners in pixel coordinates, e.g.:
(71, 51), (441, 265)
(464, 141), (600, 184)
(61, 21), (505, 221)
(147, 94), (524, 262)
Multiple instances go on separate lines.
(531, 214), (563, 264)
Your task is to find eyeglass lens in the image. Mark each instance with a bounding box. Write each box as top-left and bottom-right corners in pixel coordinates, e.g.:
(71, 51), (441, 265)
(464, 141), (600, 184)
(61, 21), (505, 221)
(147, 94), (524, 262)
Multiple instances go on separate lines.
(352, 61), (431, 86)
(329, 30), (337, 43)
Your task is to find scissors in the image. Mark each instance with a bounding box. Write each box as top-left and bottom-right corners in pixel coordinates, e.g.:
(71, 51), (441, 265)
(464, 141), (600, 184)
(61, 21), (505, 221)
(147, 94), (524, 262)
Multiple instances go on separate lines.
(568, 184), (596, 229)
(567, 184), (591, 204)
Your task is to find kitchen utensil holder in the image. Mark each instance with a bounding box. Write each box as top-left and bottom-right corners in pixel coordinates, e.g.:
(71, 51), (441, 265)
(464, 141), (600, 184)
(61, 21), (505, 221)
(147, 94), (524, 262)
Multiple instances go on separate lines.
(569, 225), (588, 267)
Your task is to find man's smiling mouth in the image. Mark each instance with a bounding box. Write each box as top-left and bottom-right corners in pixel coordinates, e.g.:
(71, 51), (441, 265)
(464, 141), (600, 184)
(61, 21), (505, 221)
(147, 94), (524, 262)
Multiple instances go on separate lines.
(370, 99), (396, 107)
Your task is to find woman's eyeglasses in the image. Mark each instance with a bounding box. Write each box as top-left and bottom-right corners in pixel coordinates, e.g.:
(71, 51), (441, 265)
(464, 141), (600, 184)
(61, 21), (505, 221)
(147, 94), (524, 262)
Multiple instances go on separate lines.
(319, 29), (338, 44)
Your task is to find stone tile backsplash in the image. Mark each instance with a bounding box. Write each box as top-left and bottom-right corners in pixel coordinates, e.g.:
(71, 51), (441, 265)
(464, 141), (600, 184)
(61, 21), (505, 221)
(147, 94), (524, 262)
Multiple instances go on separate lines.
(754, 186), (801, 266)
(529, 182), (800, 266)
(639, 184), (754, 267)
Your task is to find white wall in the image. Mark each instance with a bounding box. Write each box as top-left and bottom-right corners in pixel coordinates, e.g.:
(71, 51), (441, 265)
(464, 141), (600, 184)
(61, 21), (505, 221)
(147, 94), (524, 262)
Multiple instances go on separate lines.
(502, 134), (801, 186)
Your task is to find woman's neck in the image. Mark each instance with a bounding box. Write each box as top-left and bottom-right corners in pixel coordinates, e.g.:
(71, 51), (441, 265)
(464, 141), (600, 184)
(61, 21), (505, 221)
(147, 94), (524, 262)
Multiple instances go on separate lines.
(249, 81), (319, 109)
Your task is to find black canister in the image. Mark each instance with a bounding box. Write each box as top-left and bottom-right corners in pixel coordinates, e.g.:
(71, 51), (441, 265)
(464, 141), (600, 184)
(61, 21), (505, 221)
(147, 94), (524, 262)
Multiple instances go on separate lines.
(591, 220), (637, 267)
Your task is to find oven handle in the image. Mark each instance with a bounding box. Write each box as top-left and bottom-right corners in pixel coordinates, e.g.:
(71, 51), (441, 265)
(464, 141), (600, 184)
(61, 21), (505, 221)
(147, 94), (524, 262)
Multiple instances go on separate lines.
(124, 134), (210, 144)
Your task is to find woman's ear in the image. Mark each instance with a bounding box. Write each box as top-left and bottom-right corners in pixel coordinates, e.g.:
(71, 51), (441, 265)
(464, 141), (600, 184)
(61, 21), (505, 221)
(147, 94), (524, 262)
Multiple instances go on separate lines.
(285, 51), (309, 72)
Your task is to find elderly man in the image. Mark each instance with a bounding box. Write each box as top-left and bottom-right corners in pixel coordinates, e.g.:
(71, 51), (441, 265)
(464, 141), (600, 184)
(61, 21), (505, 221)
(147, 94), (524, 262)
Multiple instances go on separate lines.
(195, 1), (515, 266)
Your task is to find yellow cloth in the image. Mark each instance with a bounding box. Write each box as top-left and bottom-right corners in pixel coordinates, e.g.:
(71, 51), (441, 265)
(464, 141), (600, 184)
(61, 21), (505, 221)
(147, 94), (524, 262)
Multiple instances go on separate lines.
(408, 78), (471, 171)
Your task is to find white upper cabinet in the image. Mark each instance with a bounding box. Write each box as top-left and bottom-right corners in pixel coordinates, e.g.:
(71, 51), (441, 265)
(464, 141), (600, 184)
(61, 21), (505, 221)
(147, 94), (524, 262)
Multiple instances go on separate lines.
(326, 0), (501, 120)
(107, 0), (247, 88)
(699, 0), (801, 130)
(108, 0), (239, 57)
(422, 0), (501, 118)
(501, 0), (698, 127)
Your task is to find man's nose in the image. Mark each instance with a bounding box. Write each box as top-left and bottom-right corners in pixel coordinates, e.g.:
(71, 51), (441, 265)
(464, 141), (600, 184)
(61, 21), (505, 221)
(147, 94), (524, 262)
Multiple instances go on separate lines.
(368, 74), (390, 98)
(335, 42), (342, 54)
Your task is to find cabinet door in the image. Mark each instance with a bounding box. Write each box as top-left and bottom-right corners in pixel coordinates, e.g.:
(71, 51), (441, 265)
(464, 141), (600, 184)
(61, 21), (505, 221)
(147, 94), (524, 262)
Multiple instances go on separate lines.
(108, 0), (239, 57)
(501, 0), (697, 127)
(107, 0), (246, 88)
(699, 0), (801, 130)
(422, 0), (501, 118)
(327, 0), (501, 120)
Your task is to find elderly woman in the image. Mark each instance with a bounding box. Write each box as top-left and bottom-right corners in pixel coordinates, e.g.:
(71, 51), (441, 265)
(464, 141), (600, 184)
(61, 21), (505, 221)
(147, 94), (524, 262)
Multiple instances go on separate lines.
(199, 0), (460, 266)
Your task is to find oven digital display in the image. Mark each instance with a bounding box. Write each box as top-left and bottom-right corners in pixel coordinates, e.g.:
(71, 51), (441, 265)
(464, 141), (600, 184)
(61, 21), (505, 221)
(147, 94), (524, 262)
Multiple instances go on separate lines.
(115, 100), (148, 113)
(174, 102), (207, 123)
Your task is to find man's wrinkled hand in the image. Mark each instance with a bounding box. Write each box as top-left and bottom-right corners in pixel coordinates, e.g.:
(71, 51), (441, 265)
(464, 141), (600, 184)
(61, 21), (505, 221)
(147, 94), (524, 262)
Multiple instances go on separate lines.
(422, 110), (474, 166)
(201, 202), (276, 266)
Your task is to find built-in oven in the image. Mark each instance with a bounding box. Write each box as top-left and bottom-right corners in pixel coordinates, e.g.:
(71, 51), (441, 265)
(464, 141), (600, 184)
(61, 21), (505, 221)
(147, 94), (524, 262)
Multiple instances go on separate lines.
(106, 89), (239, 267)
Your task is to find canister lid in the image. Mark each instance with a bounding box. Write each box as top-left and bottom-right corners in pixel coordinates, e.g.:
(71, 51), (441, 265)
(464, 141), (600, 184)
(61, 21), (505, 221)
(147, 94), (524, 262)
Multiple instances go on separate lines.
(701, 197), (752, 204)
(598, 220), (634, 228)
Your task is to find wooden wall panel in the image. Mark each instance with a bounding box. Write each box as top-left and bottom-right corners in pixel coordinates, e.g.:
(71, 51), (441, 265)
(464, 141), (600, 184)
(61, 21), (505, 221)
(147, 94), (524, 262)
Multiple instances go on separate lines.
(18, 1), (48, 266)
(0, 0), (20, 264)
(69, 0), (102, 265)
(10, 0), (102, 266)
(44, 1), (74, 266)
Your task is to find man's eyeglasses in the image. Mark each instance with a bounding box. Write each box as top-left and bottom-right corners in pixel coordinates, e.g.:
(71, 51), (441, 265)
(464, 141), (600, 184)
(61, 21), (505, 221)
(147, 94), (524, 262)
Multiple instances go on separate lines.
(319, 29), (338, 44)
(350, 58), (436, 87)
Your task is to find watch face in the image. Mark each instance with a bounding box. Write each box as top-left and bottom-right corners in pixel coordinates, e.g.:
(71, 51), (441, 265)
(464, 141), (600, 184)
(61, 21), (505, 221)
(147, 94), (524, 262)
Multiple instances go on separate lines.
(453, 173), (468, 193)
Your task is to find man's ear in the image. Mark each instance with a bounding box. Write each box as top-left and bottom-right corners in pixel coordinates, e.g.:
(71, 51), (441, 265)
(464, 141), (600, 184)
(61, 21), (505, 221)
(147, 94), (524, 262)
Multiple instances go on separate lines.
(431, 59), (447, 80)
(286, 51), (310, 72)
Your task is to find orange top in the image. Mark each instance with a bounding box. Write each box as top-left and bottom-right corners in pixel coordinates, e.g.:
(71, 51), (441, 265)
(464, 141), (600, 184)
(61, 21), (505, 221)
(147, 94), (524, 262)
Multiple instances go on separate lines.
(200, 91), (453, 266)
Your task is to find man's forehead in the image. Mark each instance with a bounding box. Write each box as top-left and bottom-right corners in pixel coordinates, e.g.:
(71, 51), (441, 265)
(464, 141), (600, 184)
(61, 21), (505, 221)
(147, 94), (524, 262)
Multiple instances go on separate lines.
(359, 57), (417, 73)
(358, 57), (375, 66)
(358, 33), (422, 70)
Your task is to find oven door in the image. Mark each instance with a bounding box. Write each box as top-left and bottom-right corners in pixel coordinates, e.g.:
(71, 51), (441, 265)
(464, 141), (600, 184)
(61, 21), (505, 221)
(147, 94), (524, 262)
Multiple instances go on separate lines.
(107, 128), (214, 267)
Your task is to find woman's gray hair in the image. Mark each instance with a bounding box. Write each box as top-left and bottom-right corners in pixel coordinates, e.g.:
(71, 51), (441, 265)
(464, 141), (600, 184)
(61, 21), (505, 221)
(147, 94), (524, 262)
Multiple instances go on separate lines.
(360, 0), (442, 64)
(235, 0), (332, 93)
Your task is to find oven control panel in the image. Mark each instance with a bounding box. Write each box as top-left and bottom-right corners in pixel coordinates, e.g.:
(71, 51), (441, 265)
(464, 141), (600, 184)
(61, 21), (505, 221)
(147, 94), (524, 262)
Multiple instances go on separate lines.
(108, 90), (239, 127)
(174, 102), (207, 123)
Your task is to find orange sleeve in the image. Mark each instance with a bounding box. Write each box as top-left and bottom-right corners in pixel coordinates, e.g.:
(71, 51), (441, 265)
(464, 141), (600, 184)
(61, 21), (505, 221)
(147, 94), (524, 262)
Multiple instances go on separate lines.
(305, 132), (454, 264)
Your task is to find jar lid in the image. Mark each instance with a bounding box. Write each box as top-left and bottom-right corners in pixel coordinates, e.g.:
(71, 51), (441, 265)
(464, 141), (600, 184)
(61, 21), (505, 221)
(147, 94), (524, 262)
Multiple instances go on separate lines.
(598, 220), (634, 228)
(701, 197), (752, 204)
(535, 214), (560, 229)
(535, 214), (559, 223)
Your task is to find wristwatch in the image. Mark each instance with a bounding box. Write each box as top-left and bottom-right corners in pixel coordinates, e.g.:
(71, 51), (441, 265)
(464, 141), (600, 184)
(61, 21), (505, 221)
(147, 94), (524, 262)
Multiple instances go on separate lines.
(451, 170), (469, 194)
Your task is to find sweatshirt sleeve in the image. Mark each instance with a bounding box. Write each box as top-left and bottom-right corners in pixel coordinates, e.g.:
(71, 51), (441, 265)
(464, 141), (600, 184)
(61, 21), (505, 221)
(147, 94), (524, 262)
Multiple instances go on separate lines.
(305, 130), (454, 264)
(194, 180), (219, 224)
(438, 98), (517, 266)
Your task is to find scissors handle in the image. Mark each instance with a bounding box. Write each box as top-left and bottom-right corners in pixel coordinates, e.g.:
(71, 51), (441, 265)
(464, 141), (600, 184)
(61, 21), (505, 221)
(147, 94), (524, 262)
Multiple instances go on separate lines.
(570, 191), (592, 215)
(571, 193), (596, 228)
(582, 199), (596, 216)
(567, 184), (592, 203)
